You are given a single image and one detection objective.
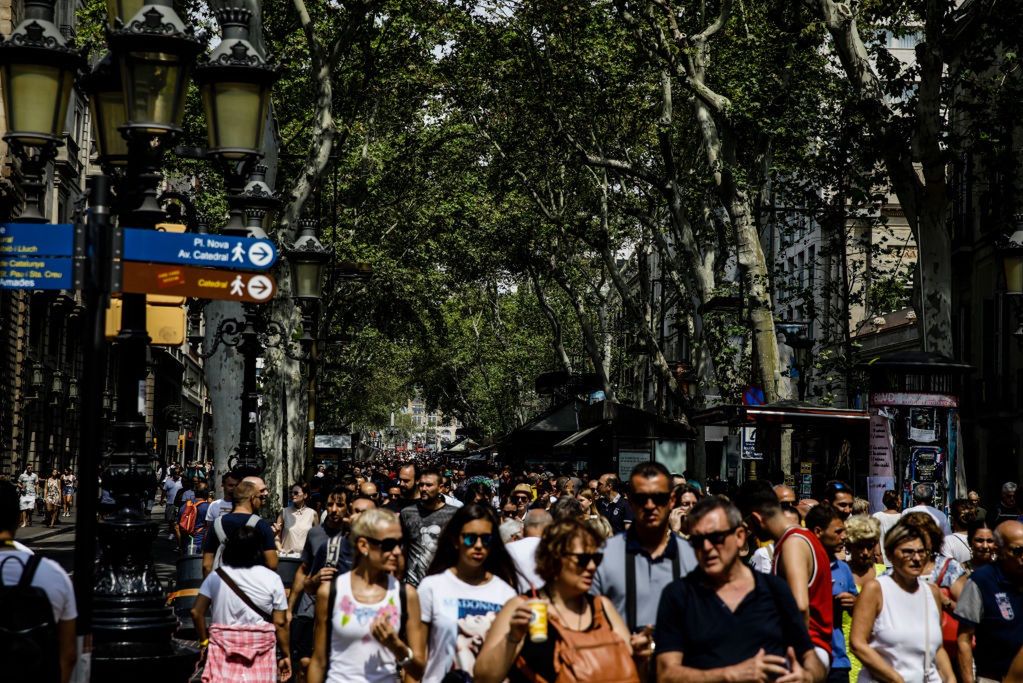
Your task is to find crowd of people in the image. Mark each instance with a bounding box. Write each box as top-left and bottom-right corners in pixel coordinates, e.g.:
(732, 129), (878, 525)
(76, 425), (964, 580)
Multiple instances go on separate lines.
(5, 457), (1023, 683)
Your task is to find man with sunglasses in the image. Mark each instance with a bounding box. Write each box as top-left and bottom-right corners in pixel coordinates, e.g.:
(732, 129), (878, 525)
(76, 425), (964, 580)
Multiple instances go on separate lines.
(955, 520), (1023, 683)
(738, 480), (833, 672)
(655, 497), (824, 683)
(401, 467), (458, 587)
(593, 462), (697, 673)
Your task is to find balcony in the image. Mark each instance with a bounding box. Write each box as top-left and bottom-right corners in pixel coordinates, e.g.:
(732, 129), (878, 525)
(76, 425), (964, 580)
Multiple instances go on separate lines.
(54, 132), (83, 180)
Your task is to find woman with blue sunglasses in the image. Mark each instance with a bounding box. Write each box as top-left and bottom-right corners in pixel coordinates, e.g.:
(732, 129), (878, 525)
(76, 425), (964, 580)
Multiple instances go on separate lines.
(418, 504), (521, 683)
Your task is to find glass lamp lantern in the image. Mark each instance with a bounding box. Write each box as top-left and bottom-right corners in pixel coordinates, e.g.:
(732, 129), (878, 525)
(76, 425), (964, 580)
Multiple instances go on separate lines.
(107, 0), (202, 136)
(195, 8), (278, 161)
(0, 1), (83, 146)
(105, 0), (146, 26)
(83, 53), (129, 166)
(289, 218), (328, 304)
(1002, 215), (1023, 295)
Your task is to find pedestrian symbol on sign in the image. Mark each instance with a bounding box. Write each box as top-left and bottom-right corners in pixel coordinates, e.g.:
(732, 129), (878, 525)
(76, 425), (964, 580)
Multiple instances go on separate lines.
(230, 275), (245, 296)
(230, 242), (245, 263)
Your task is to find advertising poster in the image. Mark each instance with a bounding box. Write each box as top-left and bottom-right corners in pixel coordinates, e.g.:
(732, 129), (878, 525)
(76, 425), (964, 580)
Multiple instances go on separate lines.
(909, 408), (937, 443)
(869, 414), (894, 478)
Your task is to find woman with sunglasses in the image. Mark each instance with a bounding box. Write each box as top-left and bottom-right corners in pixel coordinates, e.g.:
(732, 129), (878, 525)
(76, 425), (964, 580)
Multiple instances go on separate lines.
(275, 481), (319, 556)
(849, 518), (955, 683)
(474, 519), (638, 683)
(306, 508), (426, 683)
(418, 504), (520, 683)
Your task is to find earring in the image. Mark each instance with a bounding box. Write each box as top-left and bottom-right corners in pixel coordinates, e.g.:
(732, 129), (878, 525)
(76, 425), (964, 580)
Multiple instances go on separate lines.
(362, 550), (369, 557)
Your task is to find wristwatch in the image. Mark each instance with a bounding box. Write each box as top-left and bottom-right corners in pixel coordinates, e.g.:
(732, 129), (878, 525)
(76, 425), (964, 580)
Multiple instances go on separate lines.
(396, 645), (414, 667)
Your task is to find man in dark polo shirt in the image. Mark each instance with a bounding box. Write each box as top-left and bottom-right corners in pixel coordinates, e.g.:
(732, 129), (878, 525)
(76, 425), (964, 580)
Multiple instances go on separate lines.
(655, 497), (825, 683)
(598, 472), (634, 534)
(955, 519), (1023, 683)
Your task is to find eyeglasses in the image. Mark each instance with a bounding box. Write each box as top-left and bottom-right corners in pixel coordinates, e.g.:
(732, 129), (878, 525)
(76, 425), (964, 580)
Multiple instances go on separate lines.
(365, 537), (405, 553)
(567, 552), (604, 569)
(630, 492), (671, 507)
(895, 547), (928, 558)
(1006, 545), (1023, 558)
(689, 527), (738, 549)
(461, 533), (494, 548)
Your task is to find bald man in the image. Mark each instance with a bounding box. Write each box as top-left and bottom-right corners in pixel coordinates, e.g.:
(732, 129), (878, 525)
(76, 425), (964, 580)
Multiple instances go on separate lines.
(955, 520), (1023, 683)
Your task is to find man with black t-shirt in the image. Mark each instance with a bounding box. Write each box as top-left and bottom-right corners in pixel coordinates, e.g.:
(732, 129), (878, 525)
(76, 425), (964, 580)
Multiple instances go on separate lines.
(201, 476), (277, 576)
(400, 467), (457, 587)
(385, 462), (419, 513)
(655, 497), (824, 683)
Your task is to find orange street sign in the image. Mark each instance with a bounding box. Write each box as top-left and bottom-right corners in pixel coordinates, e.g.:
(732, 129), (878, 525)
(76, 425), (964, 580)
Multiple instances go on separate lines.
(122, 262), (276, 303)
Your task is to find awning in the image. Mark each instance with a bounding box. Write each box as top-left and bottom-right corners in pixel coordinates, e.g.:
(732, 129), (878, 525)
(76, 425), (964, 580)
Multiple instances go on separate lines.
(553, 424), (603, 449)
(692, 402), (869, 426)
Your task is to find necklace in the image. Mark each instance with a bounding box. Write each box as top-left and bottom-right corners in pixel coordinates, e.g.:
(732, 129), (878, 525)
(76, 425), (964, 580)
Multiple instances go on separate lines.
(546, 591), (587, 631)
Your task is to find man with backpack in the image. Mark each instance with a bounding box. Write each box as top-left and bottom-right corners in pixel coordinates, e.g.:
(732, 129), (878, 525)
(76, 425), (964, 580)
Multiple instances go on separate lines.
(0, 481), (78, 683)
(202, 476), (278, 576)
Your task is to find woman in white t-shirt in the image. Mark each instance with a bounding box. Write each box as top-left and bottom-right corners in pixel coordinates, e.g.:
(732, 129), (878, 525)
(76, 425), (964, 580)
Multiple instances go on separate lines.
(307, 508), (427, 683)
(275, 481), (319, 555)
(418, 504), (520, 683)
(192, 525), (291, 682)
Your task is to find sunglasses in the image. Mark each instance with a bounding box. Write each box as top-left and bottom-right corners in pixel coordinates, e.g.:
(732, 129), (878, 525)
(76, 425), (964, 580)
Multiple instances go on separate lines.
(689, 527), (738, 549)
(513, 494), (531, 502)
(780, 501), (799, 513)
(365, 537), (404, 553)
(461, 533), (494, 548)
(502, 509), (518, 517)
(630, 492), (671, 507)
(1006, 546), (1023, 558)
(567, 552), (604, 569)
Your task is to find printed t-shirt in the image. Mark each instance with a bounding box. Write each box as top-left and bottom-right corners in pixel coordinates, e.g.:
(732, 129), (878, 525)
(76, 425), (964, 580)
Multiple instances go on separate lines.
(418, 569), (517, 683)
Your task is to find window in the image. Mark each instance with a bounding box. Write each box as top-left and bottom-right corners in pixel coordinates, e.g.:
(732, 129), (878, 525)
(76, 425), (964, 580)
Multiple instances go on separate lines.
(885, 30), (922, 50)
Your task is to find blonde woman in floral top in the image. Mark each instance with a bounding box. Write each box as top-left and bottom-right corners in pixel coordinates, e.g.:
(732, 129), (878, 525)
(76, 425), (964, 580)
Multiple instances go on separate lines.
(307, 508), (426, 683)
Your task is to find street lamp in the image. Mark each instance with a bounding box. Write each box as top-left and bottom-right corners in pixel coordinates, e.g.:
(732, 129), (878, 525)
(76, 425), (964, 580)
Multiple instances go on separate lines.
(83, 53), (130, 169)
(195, 8), (278, 161)
(290, 218), (329, 304)
(1000, 214), (1023, 295)
(0, 0), (83, 221)
(107, 1), (201, 138)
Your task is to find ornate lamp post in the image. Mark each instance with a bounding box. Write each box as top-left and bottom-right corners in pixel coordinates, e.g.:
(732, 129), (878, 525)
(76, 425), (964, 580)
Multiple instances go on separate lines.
(195, 7), (279, 236)
(0, 0), (83, 221)
(289, 217), (328, 344)
(87, 1), (203, 679)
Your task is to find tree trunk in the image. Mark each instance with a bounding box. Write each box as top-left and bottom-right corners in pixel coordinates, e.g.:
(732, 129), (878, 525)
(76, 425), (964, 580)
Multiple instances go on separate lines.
(203, 301), (244, 497)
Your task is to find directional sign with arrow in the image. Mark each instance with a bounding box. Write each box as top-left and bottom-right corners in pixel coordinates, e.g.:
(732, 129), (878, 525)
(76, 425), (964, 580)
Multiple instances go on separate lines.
(122, 262), (277, 303)
(123, 228), (278, 271)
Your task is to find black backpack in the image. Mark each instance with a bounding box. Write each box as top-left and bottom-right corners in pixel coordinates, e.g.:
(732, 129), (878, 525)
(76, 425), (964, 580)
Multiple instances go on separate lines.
(0, 551), (60, 683)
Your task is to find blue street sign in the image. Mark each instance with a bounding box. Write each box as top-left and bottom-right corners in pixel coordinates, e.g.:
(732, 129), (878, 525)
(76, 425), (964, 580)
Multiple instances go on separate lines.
(0, 255), (74, 289)
(0, 223), (74, 257)
(123, 229), (278, 271)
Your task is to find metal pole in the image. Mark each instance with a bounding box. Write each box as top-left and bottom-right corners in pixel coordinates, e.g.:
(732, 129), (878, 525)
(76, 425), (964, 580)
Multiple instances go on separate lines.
(73, 175), (111, 648)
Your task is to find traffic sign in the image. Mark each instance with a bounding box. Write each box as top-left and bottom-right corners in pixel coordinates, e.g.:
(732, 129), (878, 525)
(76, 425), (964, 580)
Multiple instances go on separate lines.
(0, 255), (74, 289)
(121, 262), (277, 303)
(0, 223), (74, 256)
(123, 228), (278, 271)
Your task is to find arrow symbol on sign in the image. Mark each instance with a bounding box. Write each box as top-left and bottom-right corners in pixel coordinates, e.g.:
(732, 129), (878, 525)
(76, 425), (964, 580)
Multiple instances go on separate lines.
(247, 274), (274, 301)
(248, 241), (275, 268)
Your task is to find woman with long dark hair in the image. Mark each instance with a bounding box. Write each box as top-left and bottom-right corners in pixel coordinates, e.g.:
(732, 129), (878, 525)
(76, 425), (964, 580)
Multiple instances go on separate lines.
(418, 504), (520, 683)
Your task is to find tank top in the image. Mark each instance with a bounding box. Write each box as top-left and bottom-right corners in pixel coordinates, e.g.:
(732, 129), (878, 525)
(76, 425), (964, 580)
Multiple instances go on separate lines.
(280, 506), (316, 554)
(327, 572), (402, 683)
(856, 575), (941, 683)
(773, 526), (834, 653)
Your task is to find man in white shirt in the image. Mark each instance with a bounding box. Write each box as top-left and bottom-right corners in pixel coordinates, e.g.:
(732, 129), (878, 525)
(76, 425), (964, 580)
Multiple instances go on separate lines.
(0, 482), (78, 683)
(902, 482), (952, 536)
(505, 508), (551, 592)
(204, 471), (240, 524)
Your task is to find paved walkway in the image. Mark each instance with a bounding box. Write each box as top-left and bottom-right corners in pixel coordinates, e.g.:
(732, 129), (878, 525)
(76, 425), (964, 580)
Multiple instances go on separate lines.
(18, 508), (77, 543)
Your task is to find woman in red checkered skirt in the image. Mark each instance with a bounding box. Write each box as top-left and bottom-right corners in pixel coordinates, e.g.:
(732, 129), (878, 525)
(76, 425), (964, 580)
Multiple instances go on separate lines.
(192, 525), (292, 682)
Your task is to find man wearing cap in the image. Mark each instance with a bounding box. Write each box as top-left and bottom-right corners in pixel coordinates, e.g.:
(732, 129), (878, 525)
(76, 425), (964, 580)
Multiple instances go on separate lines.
(902, 482), (952, 536)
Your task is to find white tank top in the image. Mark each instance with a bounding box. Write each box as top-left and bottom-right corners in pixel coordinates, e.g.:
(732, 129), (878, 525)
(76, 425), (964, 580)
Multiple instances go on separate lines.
(327, 571), (402, 683)
(857, 575), (941, 683)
